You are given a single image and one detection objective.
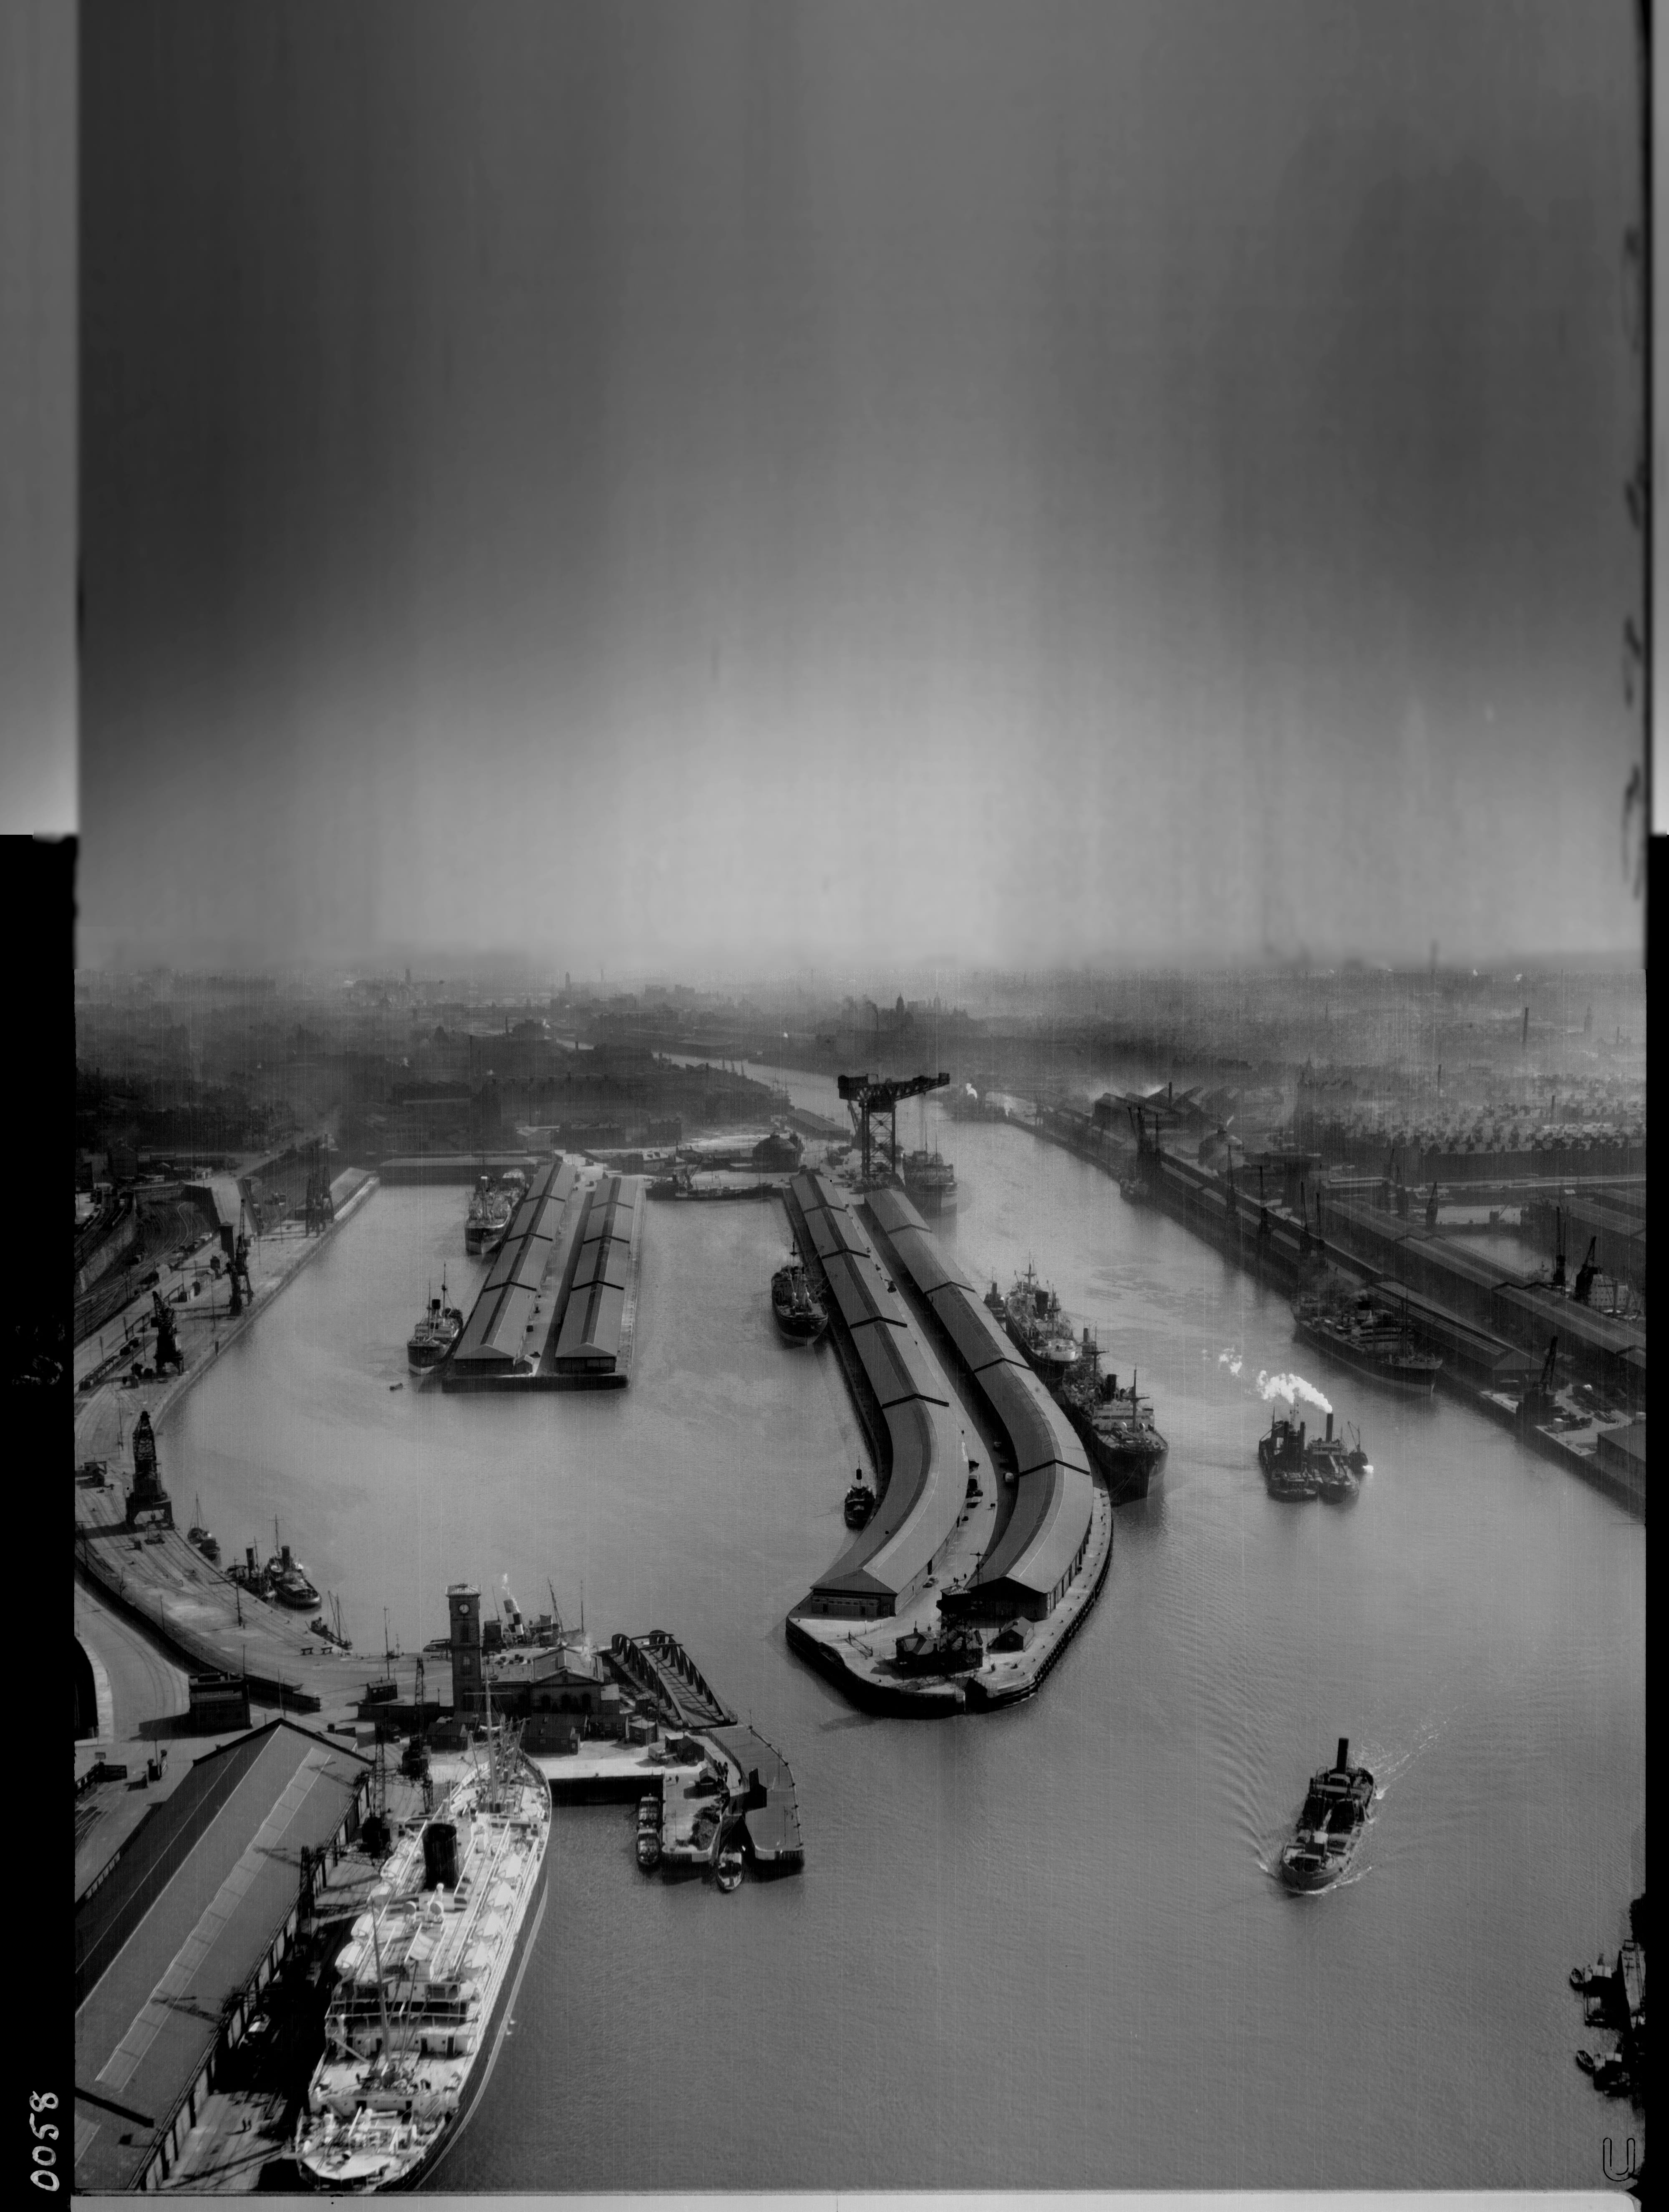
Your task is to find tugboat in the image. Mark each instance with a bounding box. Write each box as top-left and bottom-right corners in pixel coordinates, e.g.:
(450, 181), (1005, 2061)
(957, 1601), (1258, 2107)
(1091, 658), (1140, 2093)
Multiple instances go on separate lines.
(771, 1250), (829, 1343)
(1306, 1411), (1366, 1504)
(843, 1473), (875, 1529)
(1003, 1265), (1080, 1381)
(636, 1793), (663, 1871)
(1278, 1737), (1375, 1891)
(1053, 1329), (1168, 1503)
(267, 1520), (321, 1610)
(1258, 1413), (1320, 1500)
(187, 1493), (221, 1565)
(407, 1275), (464, 1372)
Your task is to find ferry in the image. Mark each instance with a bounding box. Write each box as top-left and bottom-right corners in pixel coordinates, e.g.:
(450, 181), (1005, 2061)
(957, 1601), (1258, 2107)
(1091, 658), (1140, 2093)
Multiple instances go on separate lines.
(771, 1251), (829, 1343)
(408, 1277), (465, 1372)
(294, 1707), (551, 2192)
(1278, 1737), (1375, 1891)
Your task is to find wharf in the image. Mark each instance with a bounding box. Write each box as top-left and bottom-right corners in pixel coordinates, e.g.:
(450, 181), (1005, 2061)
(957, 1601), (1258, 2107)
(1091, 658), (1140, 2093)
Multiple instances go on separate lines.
(781, 1174), (1113, 1713)
(439, 1159), (643, 1391)
(1054, 1128), (1646, 1519)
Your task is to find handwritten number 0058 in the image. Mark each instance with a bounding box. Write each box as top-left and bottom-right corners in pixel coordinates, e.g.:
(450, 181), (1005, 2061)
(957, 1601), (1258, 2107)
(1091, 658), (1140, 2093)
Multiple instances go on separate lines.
(30, 2094), (59, 2190)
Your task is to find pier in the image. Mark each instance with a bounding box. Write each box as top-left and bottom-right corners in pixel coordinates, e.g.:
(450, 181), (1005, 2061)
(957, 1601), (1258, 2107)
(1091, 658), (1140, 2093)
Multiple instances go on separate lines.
(782, 1170), (1112, 1711)
(441, 1157), (645, 1389)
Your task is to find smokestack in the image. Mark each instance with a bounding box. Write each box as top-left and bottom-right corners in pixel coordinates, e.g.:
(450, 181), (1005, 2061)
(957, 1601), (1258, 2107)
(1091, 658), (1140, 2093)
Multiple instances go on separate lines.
(1336, 1737), (1350, 1771)
(1298, 1421), (1306, 1451)
(246, 1545), (257, 1573)
(1326, 1411), (1333, 1442)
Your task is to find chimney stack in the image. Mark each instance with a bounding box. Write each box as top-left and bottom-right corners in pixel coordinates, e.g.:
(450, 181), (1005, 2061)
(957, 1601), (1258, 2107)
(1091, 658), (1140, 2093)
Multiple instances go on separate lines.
(1336, 1737), (1350, 1771)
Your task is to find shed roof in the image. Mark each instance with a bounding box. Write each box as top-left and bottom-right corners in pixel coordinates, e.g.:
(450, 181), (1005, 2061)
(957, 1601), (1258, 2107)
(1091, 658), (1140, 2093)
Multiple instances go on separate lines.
(555, 1277), (625, 1363)
(820, 1250), (908, 1335)
(978, 1358), (1090, 1477)
(881, 1220), (973, 1298)
(968, 1460), (1094, 1598)
(849, 1315), (950, 1409)
(811, 1390), (962, 1601)
(74, 1723), (369, 2198)
(927, 1281), (1027, 1376)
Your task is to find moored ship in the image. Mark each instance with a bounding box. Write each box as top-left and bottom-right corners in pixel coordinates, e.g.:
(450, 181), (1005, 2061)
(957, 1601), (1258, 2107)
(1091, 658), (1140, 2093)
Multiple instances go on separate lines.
(408, 1277), (465, 1372)
(464, 1176), (515, 1257)
(771, 1251), (829, 1343)
(1053, 1331), (1168, 1503)
(187, 1492), (220, 1565)
(1293, 1285), (1442, 1392)
(1306, 1413), (1369, 1504)
(1278, 1737), (1375, 1891)
(294, 1710), (551, 2192)
(900, 1146), (958, 1213)
(267, 1521), (322, 1609)
(1001, 1265), (1080, 1380)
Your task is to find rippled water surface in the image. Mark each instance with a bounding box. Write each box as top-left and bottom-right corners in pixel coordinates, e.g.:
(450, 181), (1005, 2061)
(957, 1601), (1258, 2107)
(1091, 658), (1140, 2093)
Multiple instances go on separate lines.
(168, 1078), (1644, 2190)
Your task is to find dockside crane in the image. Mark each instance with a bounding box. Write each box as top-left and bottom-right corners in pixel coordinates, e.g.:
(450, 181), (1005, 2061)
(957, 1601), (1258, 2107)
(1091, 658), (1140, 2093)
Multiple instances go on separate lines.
(1571, 1237), (1600, 1306)
(837, 1071), (950, 1187)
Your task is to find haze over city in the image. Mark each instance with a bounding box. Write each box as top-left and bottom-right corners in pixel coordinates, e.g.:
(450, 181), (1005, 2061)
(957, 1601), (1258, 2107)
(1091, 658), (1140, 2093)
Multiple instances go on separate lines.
(75, 0), (1645, 980)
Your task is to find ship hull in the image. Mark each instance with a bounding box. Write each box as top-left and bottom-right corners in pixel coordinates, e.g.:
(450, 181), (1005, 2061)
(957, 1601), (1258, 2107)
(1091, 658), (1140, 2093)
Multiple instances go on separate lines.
(772, 1301), (828, 1344)
(1056, 1399), (1167, 1504)
(297, 1776), (552, 2194)
(1292, 1313), (1440, 1393)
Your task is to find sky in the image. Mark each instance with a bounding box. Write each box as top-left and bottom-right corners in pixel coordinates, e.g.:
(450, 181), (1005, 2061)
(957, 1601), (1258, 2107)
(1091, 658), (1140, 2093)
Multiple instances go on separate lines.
(77, 0), (1646, 975)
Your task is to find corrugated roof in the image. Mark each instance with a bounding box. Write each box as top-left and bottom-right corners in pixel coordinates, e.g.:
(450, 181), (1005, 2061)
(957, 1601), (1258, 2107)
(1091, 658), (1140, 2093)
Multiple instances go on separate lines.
(927, 1281), (1027, 1375)
(820, 1250), (907, 1335)
(570, 1236), (630, 1294)
(812, 1391), (963, 1599)
(75, 1725), (368, 2198)
(555, 1277), (625, 1362)
(969, 1460), (1094, 1598)
(979, 1359), (1089, 1477)
(880, 1220), (972, 1298)
(850, 1316), (949, 1409)
(805, 1208), (847, 1262)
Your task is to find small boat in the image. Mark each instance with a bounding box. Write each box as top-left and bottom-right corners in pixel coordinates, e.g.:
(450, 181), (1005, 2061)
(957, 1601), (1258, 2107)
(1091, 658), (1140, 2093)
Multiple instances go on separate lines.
(1307, 1413), (1363, 1503)
(1575, 2049), (1597, 2074)
(1278, 1737), (1375, 1891)
(844, 1477), (875, 1529)
(771, 1251), (829, 1343)
(715, 1841), (745, 1893)
(1258, 1413), (1319, 1500)
(408, 1274), (464, 1371)
(187, 1493), (220, 1565)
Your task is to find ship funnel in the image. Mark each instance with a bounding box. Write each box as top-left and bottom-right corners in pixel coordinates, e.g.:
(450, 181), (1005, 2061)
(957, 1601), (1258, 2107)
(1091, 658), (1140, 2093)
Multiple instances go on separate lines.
(1336, 1737), (1350, 1771)
(1298, 1421), (1306, 1450)
(1325, 1412), (1334, 1442)
(246, 1545), (257, 1573)
(281, 1544), (293, 1569)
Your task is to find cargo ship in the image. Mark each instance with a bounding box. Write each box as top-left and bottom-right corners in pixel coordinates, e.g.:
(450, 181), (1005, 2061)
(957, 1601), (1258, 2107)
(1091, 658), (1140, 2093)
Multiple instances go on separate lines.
(1001, 1266), (1080, 1381)
(1278, 1737), (1375, 1891)
(464, 1176), (515, 1257)
(408, 1277), (465, 1372)
(1292, 1286), (1442, 1392)
(771, 1251), (829, 1343)
(900, 1146), (957, 1214)
(1053, 1331), (1167, 1502)
(294, 1708), (551, 2192)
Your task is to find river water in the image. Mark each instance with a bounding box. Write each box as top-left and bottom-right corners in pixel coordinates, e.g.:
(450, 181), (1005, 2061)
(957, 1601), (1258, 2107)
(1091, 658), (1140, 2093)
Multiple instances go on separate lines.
(166, 1071), (1645, 2192)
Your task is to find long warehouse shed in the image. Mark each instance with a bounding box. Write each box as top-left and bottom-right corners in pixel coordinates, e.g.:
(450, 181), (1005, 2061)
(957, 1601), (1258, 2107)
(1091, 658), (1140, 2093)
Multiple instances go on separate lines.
(787, 1171), (965, 1620)
(450, 1157), (585, 1374)
(554, 1172), (641, 1375)
(866, 1187), (1097, 1624)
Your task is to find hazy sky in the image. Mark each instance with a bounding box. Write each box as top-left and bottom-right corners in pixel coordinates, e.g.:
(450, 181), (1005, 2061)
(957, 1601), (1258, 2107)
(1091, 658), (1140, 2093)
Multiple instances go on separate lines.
(79, 1), (1644, 974)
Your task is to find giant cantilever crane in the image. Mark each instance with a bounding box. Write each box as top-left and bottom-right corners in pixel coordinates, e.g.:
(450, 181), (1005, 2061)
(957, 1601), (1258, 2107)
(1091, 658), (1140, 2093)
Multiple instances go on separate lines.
(837, 1071), (950, 1187)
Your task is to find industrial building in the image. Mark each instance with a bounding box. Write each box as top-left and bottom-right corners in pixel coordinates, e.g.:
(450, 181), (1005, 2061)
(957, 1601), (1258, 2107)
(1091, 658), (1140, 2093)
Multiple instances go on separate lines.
(866, 1188), (1097, 1622)
(786, 1171), (965, 1620)
(73, 1721), (371, 2196)
(443, 1158), (643, 1389)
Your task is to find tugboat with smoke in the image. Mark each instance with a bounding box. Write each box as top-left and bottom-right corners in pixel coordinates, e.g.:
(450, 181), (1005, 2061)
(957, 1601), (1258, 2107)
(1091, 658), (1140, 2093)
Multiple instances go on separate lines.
(1255, 1371), (1368, 1503)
